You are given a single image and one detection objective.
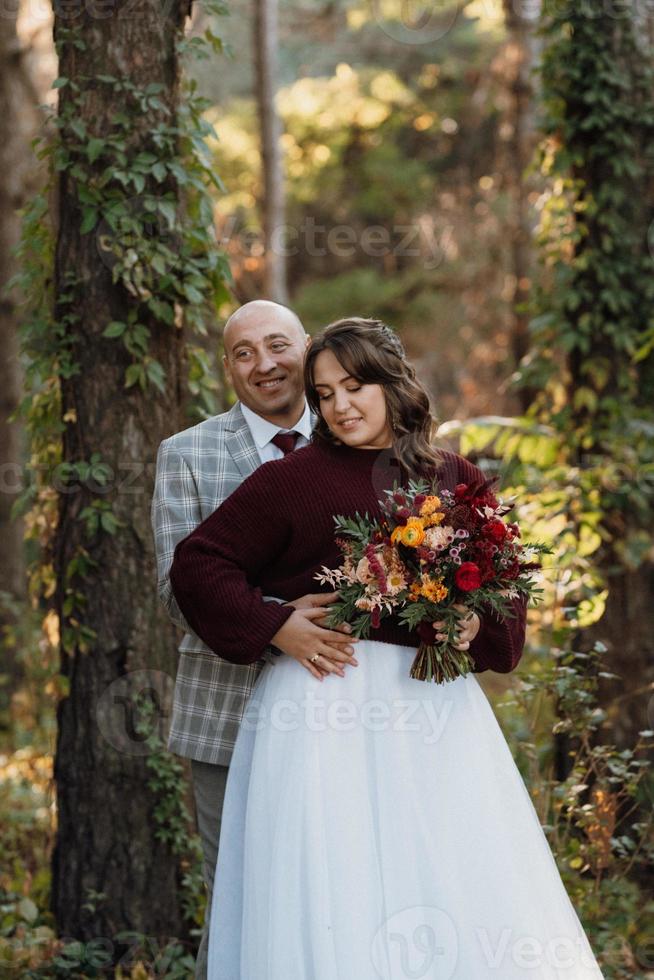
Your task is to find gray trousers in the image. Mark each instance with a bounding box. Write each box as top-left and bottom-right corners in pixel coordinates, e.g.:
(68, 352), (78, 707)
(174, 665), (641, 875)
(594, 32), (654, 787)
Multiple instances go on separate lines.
(190, 760), (230, 980)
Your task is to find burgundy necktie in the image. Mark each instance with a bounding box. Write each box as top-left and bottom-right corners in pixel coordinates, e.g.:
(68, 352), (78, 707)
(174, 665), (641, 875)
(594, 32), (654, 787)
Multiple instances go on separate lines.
(271, 431), (299, 456)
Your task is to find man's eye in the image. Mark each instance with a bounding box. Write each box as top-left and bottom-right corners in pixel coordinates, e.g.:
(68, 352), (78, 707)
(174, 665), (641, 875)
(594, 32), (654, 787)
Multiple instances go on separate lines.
(235, 350), (252, 359)
(271, 343), (289, 352)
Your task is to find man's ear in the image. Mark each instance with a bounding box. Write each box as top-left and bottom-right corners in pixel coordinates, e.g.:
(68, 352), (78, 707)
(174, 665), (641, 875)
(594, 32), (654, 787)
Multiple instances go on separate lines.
(222, 353), (232, 384)
(304, 333), (311, 350)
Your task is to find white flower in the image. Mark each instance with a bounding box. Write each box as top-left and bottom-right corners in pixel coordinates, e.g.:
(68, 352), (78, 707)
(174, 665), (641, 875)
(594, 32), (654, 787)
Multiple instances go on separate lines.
(424, 525), (456, 551)
(385, 570), (407, 596)
(355, 557), (375, 585)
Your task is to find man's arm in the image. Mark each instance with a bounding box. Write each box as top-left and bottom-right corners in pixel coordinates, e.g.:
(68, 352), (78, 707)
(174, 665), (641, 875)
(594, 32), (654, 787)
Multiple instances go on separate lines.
(151, 441), (201, 633)
(152, 441), (352, 674)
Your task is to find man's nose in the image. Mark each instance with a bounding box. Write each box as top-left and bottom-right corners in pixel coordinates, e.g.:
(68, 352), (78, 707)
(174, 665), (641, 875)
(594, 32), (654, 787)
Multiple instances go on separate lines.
(255, 349), (276, 373)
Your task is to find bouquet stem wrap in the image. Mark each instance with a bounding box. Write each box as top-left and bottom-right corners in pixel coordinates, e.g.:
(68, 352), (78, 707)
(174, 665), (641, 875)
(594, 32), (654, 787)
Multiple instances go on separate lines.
(412, 621), (475, 683)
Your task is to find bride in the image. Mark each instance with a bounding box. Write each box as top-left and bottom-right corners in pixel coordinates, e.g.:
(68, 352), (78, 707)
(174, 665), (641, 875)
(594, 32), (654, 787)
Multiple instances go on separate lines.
(170, 317), (605, 979)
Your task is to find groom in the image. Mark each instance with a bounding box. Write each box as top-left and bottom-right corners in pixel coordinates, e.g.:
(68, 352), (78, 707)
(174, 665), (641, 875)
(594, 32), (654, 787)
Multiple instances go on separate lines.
(151, 300), (355, 978)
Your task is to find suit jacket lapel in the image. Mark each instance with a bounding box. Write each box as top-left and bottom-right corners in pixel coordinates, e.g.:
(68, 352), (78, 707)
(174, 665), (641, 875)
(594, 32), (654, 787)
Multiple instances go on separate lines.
(224, 403), (262, 480)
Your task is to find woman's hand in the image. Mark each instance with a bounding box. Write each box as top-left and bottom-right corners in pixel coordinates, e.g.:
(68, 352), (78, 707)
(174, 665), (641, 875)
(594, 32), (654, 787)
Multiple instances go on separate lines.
(272, 607), (359, 681)
(285, 591), (340, 611)
(432, 604), (481, 651)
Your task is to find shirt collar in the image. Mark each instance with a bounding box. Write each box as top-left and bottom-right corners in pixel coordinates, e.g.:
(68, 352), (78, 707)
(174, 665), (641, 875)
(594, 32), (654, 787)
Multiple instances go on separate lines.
(240, 400), (313, 450)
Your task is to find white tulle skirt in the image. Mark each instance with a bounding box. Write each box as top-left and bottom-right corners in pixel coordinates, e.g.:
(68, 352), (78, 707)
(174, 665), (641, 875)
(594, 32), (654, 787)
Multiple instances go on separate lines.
(207, 640), (604, 979)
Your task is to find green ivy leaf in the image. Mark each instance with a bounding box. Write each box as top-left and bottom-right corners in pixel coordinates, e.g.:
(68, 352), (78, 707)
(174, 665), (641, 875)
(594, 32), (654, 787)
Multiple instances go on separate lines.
(100, 511), (120, 535)
(124, 363), (145, 389)
(102, 321), (127, 338)
(86, 138), (105, 164)
(80, 208), (98, 234)
(146, 359), (166, 394)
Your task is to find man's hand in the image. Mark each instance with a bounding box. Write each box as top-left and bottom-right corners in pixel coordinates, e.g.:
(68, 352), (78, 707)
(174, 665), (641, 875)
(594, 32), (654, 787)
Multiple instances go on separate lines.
(433, 604), (481, 651)
(284, 592), (357, 677)
(272, 607), (359, 681)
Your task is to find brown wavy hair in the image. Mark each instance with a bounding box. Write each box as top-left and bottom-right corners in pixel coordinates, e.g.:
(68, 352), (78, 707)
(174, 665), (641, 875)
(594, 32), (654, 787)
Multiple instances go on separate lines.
(304, 317), (441, 477)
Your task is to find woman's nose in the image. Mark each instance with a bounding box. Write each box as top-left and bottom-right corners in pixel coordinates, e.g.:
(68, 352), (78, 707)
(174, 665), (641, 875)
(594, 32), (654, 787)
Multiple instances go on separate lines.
(334, 390), (352, 413)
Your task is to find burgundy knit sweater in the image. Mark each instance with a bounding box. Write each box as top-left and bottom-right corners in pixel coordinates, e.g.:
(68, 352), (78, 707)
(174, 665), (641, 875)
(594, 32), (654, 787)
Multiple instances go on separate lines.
(170, 440), (526, 672)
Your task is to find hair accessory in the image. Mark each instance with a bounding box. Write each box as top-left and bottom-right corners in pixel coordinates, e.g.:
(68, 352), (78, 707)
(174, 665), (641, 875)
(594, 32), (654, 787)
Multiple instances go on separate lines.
(377, 322), (406, 359)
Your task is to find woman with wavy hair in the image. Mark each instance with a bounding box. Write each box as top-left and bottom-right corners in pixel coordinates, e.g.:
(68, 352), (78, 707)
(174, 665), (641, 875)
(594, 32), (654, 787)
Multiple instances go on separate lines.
(171, 318), (604, 979)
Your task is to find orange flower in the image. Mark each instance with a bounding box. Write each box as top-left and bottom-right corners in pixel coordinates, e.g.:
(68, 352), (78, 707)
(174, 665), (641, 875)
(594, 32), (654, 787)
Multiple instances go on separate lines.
(419, 495), (441, 517)
(420, 576), (449, 603)
(400, 522), (425, 547)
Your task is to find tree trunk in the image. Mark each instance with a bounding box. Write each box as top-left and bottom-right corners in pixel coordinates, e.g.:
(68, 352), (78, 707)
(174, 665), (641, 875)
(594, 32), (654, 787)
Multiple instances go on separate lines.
(566, 13), (654, 756)
(51, 0), (190, 946)
(0, 2), (40, 619)
(501, 0), (540, 410)
(593, 564), (654, 752)
(253, 0), (288, 303)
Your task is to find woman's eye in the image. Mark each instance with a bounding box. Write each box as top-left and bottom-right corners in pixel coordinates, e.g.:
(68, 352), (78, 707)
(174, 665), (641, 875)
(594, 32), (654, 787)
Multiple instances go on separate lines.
(346, 386), (362, 393)
(318, 392), (332, 401)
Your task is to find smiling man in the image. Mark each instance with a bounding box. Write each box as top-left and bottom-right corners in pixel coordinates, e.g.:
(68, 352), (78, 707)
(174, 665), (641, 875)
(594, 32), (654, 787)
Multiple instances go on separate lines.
(151, 300), (356, 980)
(222, 299), (310, 435)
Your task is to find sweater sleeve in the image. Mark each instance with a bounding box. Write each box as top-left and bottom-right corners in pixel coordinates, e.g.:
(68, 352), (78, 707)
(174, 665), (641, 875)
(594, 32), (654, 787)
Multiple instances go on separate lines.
(170, 462), (295, 664)
(448, 452), (528, 675)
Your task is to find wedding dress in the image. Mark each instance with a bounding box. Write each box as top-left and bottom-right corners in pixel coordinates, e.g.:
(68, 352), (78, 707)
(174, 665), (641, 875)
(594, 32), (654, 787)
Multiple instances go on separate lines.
(207, 639), (605, 980)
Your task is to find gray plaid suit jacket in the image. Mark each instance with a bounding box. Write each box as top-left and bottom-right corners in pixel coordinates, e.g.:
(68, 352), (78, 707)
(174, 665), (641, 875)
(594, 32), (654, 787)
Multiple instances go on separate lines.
(152, 402), (284, 766)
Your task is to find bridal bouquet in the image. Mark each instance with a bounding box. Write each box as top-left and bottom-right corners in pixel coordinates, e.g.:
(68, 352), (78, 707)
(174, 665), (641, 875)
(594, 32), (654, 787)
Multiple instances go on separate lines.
(315, 478), (546, 683)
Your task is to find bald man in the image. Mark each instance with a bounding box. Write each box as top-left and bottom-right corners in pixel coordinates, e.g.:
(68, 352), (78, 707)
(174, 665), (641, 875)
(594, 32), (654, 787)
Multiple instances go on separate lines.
(151, 301), (355, 979)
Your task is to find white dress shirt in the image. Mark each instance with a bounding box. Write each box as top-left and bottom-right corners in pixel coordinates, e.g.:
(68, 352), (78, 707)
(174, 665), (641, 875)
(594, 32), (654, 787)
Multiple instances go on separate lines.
(240, 400), (313, 463)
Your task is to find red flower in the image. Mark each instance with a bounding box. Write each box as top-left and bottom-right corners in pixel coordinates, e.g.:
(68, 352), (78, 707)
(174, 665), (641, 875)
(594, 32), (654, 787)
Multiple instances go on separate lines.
(504, 561), (521, 580)
(455, 562), (482, 591)
(484, 520), (507, 544)
(449, 504), (478, 533)
(478, 560), (496, 584)
(371, 607), (381, 629)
